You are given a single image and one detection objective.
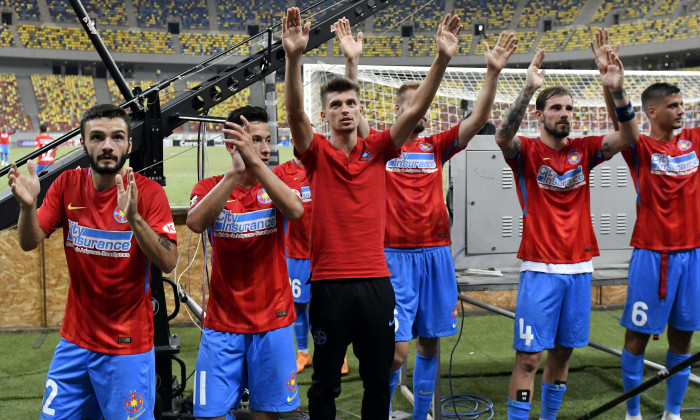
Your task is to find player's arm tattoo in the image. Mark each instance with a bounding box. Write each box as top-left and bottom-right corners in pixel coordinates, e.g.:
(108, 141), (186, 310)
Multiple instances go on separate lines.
(496, 89), (533, 159)
(158, 235), (172, 251)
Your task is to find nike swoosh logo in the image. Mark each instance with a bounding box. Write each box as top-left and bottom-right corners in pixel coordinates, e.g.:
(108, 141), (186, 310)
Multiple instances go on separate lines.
(542, 158), (550, 160)
(419, 390), (433, 395)
(227, 199), (236, 203)
(67, 203), (86, 210)
(287, 392), (298, 402)
(388, 319), (395, 327)
(452, 323), (457, 328)
(126, 410), (146, 420)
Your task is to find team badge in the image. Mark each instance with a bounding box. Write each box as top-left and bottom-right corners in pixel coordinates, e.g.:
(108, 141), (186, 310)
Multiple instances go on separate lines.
(418, 142), (433, 152)
(286, 373), (298, 392)
(678, 139), (692, 151)
(313, 329), (327, 345)
(257, 188), (272, 204)
(567, 151), (581, 165)
(359, 147), (374, 161)
(124, 392), (144, 414)
(113, 206), (127, 223)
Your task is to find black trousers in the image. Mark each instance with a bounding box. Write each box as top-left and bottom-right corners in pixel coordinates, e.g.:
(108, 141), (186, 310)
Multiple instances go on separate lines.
(307, 277), (396, 419)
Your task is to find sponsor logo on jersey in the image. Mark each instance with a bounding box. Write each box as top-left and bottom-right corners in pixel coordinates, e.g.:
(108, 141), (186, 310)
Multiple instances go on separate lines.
(162, 222), (176, 234)
(113, 206), (127, 223)
(257, 188), (272, 204)
(678, 139), (692, 152)
(418, 142), (433, 152)
(300, 186), (311, 202)
(536, 165), (586, 191)
(386, 152), (437, 173)
(66, 219), (133, 256)
(286, 373), (298, 392)
(213, 208), (277, 238)
(567, 151), (581, 165)
(651, 151), (699, 176)
(124, 392), (144, 414)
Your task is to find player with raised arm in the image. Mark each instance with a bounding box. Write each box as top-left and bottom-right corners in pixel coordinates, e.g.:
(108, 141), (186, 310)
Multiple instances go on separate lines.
(494, 41), (638, 419)
(186, 106), (303, 420)
(283, 7), (462, 419)
(9, 104), (178, 420)
(384, 31), (516, 419)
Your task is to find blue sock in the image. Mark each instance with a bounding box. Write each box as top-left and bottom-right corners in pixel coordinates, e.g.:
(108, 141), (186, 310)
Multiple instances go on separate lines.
(293, 306), (309, 351)
(413, 352), (438, 420)
(621, 348), (645, 416)
(507, 397), (531, 420)
(540, 382), (566, 420)
(665, 350), (691, 415)
(389, 366), (401, 414)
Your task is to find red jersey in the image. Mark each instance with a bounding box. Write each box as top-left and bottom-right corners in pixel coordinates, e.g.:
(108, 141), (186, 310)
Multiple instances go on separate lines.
(385, 125), (462, 247)
(296, 130), (401, 281)
(189, 174), (297, 333)
(0, 131), (9, 145)
(274, 160), (312, 259)
(35, 134), (56, 165)
(506, 136), (606, 263)
(37, 168), (177, 354)
(622, 127), (700, 251)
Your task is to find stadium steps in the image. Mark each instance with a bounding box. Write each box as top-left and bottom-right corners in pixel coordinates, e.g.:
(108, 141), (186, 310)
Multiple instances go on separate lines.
(16, 76), (39, 129)
(7, 24), (21, 47)
(37, 0), (51, 23)
(93, 78), (112, 105)
(510, 0), (528, 30)
(124, 0), (138, 27)
(574, 0), (604, 24)
(206, 0), (217, 32)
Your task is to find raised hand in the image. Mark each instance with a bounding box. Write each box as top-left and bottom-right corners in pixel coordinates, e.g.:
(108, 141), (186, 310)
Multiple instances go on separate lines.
(526, 48), (546, 93)
(590, 27), (621, 74)
(484, 31), (517, 72)
(223, 116), (259, 169)
(335, 17), (362, 63)
(8, 161), (40, 207)
(115, 168), (139, 222)
(436, 14), (462, 59)
(282, 7), (310, 58)
(599, 50), (625, 91)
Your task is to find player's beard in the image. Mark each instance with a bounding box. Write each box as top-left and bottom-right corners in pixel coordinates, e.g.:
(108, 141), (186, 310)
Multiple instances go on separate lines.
(413, 119), (426, 134)
(543, 119), (570, 138)
(86, 150), (129, 175)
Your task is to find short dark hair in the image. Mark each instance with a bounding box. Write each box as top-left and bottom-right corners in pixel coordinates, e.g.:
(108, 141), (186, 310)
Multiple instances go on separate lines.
(225, 106), (268, 139)
(39, 124), (48, 133)
(641, 83), (681, 116)
(320, 76), (360, 110)
(535, 86), (572, 111)
(396, 81), (421, 105)
(80, 104), (131, 139)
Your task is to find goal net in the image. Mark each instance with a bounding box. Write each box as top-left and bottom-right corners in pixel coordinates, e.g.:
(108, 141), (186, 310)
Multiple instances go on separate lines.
(303, 64), (700, 138)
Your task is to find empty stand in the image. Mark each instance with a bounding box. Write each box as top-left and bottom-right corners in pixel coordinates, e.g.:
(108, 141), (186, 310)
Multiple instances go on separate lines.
(0, 73), (33, 132)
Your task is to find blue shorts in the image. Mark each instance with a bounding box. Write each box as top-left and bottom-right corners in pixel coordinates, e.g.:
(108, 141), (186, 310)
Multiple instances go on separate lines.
(287, 257), (311, 304)
(0, 144), (8, 155)
(40, 338), (155, 420)
(193, 326), (300, 417)
(385, 246), (458, 341)
(37, 163), (53, 173)
(513, 271), (591, 352)
(621, 248), (700, 334)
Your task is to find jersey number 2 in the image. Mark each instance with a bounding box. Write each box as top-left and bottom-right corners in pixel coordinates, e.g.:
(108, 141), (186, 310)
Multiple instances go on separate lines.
(42, 379), (58, 415)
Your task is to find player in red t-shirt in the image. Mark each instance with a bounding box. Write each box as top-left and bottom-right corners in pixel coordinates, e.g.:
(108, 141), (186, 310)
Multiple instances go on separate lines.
(34, 124), (56, 173)
(186, 106), (304, 419)
(615, 82), (700, 420)
(0, 126), (12, 166)
(384, 33), (516, 419)
(283, 7), (463, 418)
(9, 104), (178, 420)
(495, 36), (639, 419)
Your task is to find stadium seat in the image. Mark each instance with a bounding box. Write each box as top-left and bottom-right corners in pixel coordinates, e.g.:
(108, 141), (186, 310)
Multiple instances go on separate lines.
(31, 75), (97, 132)
(0, 73), (33, 132)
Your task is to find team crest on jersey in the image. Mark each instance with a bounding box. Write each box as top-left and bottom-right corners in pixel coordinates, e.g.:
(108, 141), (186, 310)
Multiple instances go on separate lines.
(678, 139), (692, 151)
(124, 392), (144, 414)
(567, 151), (581, 165)
(418, 142), (433, 152)
(257, 188), (272, 204)
(113, 206), (127, 223)
(286, 373), (298, 392)
(359, 147), (374, 161)
(313, 329), (327, 345)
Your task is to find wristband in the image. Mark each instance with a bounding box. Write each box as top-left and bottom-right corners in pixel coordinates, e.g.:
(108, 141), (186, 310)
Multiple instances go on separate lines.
(615, 101), (635, 123)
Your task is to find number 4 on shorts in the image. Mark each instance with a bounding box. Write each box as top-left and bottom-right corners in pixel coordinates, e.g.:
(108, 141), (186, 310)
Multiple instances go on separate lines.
(519, 318), (534, 347)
